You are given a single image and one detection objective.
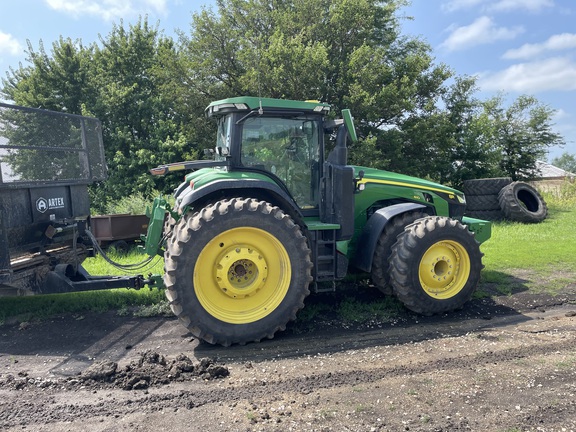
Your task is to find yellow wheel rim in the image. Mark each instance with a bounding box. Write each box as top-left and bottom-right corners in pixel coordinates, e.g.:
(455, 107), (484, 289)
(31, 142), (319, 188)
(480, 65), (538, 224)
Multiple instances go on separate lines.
(194, 227), (291, 324)
(419, 240), (471, 299)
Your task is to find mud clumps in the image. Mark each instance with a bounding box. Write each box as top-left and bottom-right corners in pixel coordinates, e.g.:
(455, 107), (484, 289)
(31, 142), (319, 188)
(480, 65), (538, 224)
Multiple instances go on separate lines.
(1, 351), (229, 391)
(82, 350), (230, 390)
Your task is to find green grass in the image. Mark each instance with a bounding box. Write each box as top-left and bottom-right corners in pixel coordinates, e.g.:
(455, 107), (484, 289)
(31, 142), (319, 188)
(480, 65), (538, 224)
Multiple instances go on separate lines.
(82, 248), (165, 276)
(0, 288), (166, 325)
(339, 294), (404, 323)
(478, 191), (576, 295)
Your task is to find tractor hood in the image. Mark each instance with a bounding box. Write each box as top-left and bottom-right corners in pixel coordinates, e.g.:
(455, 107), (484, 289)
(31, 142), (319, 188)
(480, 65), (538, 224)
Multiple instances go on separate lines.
(354, 166), (464, 197)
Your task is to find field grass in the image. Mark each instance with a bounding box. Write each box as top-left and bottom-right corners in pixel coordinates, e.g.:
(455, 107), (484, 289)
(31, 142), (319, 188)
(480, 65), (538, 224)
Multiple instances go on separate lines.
(478, 188), (576, 296)
(1, 184), (575, 326)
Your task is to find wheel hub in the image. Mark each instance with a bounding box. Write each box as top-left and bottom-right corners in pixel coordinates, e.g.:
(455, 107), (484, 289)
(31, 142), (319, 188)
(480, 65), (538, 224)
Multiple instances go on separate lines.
(419, 240), (470, 298)
(215, 246), (268, 298)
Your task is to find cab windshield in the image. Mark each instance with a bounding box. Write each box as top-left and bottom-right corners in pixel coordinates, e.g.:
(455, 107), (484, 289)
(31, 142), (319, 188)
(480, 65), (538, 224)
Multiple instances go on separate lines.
(240, 116), (321, 209)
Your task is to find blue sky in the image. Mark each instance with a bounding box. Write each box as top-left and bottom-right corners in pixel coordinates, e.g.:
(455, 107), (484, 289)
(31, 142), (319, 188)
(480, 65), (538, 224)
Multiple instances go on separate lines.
(0, 0), (574, 160)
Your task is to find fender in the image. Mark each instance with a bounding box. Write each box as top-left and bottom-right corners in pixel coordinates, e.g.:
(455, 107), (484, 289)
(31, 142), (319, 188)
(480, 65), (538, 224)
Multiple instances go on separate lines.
(353, 202), (428, 273)
(175, 178), (303, 219)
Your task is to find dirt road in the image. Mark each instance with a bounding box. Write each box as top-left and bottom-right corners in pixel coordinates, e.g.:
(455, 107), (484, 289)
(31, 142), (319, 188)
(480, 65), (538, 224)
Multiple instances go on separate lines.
(1, 288), (575, 432)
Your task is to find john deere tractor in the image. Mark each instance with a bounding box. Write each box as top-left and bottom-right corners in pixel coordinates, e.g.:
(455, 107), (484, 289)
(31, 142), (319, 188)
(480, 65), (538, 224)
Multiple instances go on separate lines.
(147, 96), (491, 346)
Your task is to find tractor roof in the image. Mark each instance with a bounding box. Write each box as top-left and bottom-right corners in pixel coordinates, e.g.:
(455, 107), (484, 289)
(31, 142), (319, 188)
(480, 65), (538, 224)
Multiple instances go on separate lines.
(206, 96), (331, 117)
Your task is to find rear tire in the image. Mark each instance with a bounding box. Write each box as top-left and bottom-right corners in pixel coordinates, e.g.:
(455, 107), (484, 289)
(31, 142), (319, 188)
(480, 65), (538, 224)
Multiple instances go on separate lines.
(389, 216), (483, 316)
(371, 211), (428, 295)
(164, 198), (312, 346)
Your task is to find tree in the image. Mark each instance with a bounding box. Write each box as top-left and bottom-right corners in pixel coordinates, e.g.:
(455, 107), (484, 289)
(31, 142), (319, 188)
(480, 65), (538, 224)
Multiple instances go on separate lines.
(2, 3), (567, 205)
(1, 19), (200, 212)
(85, 19), (198, 210)
(182, 0), (452, 169)
(482, 95), (564, 181)
(1, 37), (91, 113)
(551, 152), (576, 174)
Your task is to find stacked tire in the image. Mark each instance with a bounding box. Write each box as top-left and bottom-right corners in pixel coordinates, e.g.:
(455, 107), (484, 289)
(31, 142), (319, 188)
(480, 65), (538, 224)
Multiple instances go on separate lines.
(463, 177), (511, 221)
(463, 177), (548, 223)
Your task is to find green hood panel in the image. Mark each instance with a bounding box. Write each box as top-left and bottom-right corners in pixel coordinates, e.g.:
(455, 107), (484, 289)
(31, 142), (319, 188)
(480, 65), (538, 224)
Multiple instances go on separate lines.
(354, 166), (462, 196)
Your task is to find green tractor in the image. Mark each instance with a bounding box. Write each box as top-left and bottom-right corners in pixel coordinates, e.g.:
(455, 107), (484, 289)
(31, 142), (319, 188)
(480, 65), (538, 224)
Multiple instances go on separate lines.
(146, 96), (491, 346)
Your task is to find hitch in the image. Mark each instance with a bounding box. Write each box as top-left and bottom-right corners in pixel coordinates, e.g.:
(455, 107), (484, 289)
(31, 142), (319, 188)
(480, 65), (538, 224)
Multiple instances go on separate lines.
(142, 196), (172, 257)
(43, 264), (163, 293)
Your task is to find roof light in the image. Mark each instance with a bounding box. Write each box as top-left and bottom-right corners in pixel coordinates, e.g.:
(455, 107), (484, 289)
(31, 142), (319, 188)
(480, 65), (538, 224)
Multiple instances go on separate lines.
(212, 103), (235, 112)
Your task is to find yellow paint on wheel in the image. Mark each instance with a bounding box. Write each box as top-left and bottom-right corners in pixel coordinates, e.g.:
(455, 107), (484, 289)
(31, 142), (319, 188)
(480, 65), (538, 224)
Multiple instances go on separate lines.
(194, 227), (291, 324)
(418, 240), (471, 299)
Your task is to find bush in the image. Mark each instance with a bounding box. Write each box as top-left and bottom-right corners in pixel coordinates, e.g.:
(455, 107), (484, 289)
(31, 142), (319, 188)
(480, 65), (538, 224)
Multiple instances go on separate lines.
(91, 190), (161, 215)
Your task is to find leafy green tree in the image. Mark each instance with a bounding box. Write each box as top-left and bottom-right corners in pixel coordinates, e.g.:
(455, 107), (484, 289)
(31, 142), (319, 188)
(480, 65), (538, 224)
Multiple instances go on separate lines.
(481, 95), (564, 181)
(2, 2), (567, 206)
(1, 19), (200, 211)
(182, 0), (452, 169)
(85, 20), (197, 210)
(1, 37), (91, 113)
(551, 152), (576, 174)
(441, 77), (502, 186)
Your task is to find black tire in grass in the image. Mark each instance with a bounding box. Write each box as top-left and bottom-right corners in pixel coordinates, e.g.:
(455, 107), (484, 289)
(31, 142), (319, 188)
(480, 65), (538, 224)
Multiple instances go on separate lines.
(463, 177), (512, 196)
(498, 181), (548, 223)
(465, 194), (500, 211)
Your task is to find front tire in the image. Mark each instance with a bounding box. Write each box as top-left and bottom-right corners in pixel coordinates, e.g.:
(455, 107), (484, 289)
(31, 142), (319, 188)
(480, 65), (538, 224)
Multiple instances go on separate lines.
(164, 198), (312, 346)
(389, 216), (483, 315)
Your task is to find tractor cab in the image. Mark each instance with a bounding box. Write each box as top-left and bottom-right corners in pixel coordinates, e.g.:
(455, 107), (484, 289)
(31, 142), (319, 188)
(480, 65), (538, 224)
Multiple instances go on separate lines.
(206, 97), (335, 209)
(205, 96), (358, 239)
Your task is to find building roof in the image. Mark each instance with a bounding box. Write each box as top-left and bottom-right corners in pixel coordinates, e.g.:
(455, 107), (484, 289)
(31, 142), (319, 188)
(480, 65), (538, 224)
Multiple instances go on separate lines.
(535, 160), (575, 179)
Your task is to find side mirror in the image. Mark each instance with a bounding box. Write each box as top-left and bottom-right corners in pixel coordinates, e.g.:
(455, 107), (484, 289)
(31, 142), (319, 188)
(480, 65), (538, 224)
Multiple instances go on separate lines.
(342, 109), (358, 143)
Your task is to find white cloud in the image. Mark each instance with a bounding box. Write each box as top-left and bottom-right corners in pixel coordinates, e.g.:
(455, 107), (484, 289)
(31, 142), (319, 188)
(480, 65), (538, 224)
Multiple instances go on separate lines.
(442, 0), (554, 13)
(45, 0), (168, 21)
(0, 31), (22, 56)
(479, 57), (576, 92)
(442, 0), (486, 12)
(552, 108), (569, 121)
(503, 33), (576, 59)
(489, 0), (554, 13)
(440, 16), (524, 51)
